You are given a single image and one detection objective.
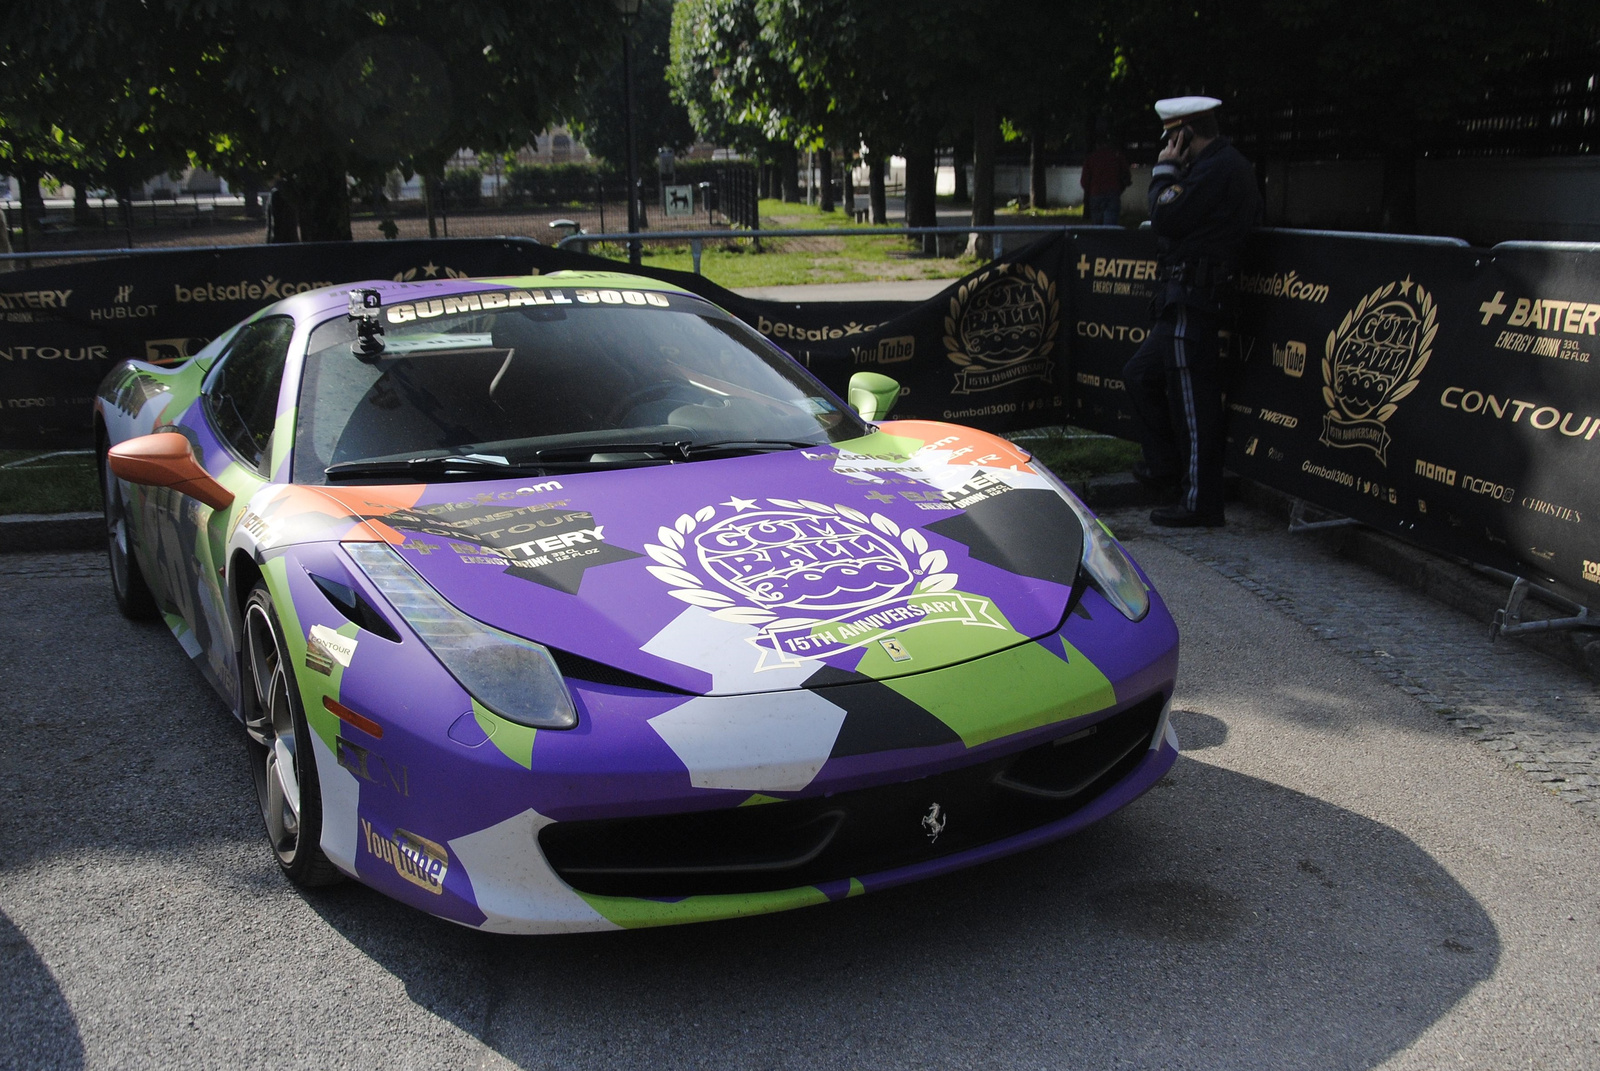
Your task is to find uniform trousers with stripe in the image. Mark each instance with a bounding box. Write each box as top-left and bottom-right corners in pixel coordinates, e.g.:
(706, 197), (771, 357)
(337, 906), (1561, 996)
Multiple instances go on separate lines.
(1122, 296), (1225, 517)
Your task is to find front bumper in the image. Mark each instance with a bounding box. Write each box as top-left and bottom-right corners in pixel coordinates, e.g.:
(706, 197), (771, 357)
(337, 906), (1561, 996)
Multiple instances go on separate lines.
(459, 708), (1178, 933)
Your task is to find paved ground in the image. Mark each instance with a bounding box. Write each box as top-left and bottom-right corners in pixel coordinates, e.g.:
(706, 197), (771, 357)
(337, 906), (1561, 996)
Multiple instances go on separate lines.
(3, 509), (1599, 1070)
(1103, 504), (1600, 820)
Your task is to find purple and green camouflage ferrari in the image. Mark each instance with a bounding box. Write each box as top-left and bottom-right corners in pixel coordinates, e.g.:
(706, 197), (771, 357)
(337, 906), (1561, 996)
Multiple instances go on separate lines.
(95, 270), (1179, 933)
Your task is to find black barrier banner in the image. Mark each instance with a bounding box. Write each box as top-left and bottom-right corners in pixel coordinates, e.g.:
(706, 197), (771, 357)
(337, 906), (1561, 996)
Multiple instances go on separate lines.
(4, 229), (1597, 603)
(1222, 233), (1507, 560)
(1060, 228), (1160, 436)
(1225, 230), (1600, 600)
(1475, 244), (1600, 597)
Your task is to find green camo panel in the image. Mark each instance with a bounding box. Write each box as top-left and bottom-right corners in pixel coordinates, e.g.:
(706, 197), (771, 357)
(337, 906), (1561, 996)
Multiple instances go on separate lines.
(883, 639), (1116, 748)
(472, 698), (537, 770)
(261, 556), (343, 752)
(579, 885), (831, 928)
(830, 428), (926, 459)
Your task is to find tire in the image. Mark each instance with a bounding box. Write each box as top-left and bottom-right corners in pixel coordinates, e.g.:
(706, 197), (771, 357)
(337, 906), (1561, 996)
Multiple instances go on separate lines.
(241, 583), (343, 887)
(100, 446), (158, 620)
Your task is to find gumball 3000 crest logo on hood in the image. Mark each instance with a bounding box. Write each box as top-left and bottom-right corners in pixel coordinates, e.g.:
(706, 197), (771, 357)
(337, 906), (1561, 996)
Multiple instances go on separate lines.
(643, 499), (1001, 668)
(1320, 277), (1436, 466)
(945, 263), (1059, 395)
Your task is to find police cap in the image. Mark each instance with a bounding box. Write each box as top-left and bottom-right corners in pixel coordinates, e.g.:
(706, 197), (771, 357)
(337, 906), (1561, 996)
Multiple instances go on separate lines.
(1154, 96), (1222, 130)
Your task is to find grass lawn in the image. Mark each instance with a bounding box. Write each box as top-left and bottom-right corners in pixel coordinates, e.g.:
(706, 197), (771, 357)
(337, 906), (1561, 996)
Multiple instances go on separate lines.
(585, 199), (1104, 289)
(587, 199), (982, 288)
(0, 450), (101, 515)
(1012, 428), (1140, 485)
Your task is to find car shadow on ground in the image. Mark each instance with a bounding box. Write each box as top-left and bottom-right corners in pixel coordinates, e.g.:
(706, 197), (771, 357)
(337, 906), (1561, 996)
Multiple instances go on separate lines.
(0, 909), (84, 1071)
(307, 754), (1498, 1071)
(1170, 707), (1229, 749)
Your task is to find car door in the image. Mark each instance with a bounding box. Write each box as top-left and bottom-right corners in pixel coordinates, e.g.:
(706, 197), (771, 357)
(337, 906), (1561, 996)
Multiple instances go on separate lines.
(166, 315), (296, 695)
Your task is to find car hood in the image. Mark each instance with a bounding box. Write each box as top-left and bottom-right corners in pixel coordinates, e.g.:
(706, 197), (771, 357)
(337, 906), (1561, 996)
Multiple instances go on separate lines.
(326, 423), (1086, 697)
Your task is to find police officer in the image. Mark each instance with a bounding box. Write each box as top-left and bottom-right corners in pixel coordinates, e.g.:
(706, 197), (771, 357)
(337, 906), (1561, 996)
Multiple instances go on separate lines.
(1123, 96), (1261, 526)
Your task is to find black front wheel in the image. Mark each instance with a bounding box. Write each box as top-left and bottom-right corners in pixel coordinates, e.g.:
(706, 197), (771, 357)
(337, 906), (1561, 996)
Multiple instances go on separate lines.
(100, 447), (158, 620)
(241, 583), (342, 887)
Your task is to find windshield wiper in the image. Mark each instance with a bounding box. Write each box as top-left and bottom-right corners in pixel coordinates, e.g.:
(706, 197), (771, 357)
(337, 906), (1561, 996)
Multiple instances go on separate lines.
(325, 439), (827, 481)
(324, 455), (534, 481)
(531, 439), (821, 463)
(533, 441), (691, 461)
(682, 439), (822, 456)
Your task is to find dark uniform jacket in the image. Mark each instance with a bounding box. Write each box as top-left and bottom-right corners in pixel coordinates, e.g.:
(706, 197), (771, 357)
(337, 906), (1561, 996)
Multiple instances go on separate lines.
(1147, 137), (1261, 292)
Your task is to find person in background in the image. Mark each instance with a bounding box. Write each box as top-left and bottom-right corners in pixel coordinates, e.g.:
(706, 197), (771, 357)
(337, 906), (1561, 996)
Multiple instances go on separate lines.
(1079, 135), (1131, 226)
(0, 203), (13, 271)
(1122, 95), (1261, 527)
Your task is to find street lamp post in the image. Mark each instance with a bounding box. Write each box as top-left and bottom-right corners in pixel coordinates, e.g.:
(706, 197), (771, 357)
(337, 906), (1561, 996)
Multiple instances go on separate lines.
(615, 0), (643, 266)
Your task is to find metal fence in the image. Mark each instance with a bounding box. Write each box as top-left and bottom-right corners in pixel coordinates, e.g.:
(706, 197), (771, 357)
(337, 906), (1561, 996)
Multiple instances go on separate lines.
(556, 224), (1079, 273)
(1, 192), (258, 254)
(0, 165), (768, 256)
(715, 166), (761, 230)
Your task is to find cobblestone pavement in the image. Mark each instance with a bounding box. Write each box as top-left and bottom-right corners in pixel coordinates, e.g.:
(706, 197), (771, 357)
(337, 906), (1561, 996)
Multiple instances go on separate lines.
(0, 551), (109, 580)
(1105, 503), (1600, 820)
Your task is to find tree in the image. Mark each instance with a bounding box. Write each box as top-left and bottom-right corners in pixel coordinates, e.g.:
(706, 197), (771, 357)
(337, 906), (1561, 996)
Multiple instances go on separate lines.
(750, 1), (1112, 238)
(2, 0), (618, 241)
(748, 1), (938, 232)
(669, 0), (820, 201)
(0, 7), (194, 237)
(203, 2), (617, 240)
(573, 0), (698, 171)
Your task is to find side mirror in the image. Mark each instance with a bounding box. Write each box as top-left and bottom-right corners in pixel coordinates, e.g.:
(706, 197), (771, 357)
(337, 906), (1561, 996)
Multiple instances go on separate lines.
(847, 372), (901, 422)
(108, 432), (236, 511)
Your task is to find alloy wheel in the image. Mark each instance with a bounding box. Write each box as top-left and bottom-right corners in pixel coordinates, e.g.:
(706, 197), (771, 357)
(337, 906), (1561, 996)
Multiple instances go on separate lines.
(244, 601), (302, 861)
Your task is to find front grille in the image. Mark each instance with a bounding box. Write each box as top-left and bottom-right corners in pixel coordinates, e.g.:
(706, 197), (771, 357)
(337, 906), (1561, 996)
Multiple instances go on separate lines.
(539, 693), (1166, 898)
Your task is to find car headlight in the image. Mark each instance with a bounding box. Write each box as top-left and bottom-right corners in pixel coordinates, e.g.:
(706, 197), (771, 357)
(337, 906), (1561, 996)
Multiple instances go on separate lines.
(344, 541), (578, 729)
(1034, 465), (1151, 622)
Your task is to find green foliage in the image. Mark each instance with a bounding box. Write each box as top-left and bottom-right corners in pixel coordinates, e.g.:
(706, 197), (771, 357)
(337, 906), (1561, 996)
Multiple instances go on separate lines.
(571, 0), (698, 168)
(1, 0), (620, 239)
(1021, 430), (1140, 486)
(441, 168), (482, 209)
(505, 163), (614, 205)
(4, 0), (1584, 243)
(1099, 0), (1580, 151)
(668, 0), (799, 153)
(665, 0), (1584, 226)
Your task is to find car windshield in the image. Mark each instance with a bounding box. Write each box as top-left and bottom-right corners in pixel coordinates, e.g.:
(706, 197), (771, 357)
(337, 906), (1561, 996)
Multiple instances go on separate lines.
(293, 284), (866, 483)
